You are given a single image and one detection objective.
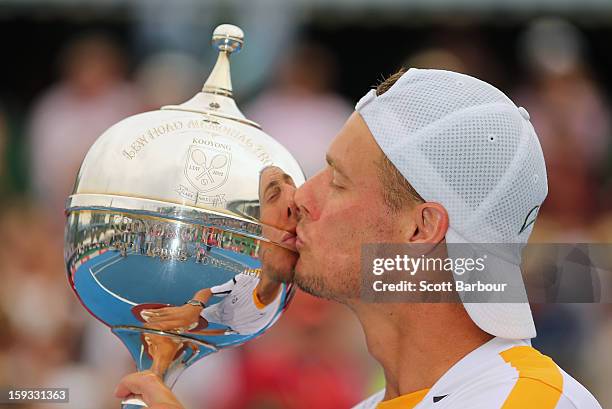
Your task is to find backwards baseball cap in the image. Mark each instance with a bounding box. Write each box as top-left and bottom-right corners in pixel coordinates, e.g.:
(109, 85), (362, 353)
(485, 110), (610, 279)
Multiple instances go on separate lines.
(356, 68), (548, 340)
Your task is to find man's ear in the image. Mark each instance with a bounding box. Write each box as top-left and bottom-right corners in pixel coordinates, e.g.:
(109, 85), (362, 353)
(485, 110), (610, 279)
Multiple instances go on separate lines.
(407, 202), (449, 244)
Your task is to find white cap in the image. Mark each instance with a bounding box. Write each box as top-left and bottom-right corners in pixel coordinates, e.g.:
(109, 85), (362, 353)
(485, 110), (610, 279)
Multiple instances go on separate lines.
(356, 68), (548, 339)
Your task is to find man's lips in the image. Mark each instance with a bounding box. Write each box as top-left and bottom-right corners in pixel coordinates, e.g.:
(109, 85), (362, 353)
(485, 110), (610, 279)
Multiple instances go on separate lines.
(280, 231), (297, 249)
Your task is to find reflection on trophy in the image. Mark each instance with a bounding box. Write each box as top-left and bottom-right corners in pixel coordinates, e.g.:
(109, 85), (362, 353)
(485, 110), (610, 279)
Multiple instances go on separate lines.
(64, 24), (304, 408)
(137, 166), (299, 338)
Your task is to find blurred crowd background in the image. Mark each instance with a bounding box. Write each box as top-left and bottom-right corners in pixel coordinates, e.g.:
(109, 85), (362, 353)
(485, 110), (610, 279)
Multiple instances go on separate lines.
(0, 0), (611, 408)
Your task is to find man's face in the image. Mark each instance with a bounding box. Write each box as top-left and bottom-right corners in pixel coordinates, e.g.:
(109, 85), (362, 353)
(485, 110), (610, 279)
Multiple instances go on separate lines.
(294, 112), (409, 303)
(258, 166), (299, 282)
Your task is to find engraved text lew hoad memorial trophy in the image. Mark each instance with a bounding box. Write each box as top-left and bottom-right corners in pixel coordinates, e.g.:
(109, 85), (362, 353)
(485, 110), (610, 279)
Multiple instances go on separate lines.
(64, 24), (304, 408)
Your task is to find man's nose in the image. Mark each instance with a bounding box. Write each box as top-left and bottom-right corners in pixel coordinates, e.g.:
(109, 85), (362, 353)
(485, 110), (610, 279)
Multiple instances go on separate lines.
(294, 176), (319, 222)
(287, 199), (298, 223)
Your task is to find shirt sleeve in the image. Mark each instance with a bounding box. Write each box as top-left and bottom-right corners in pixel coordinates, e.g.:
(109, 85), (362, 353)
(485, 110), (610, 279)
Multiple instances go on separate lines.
(555, 389), (603, 409)
(210, 275), (239, 297)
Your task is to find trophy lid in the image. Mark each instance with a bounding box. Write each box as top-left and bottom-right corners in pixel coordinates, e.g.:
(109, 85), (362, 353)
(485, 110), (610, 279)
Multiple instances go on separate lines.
(67, 23), (304, 227)
(162, 24), (260, 129)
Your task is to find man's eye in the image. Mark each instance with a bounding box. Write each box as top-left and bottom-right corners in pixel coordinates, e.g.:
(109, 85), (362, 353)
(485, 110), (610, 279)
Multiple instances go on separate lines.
(330, 179), (344, 190)
(266, 188), (281, 202)
(328, 168), (346, 190)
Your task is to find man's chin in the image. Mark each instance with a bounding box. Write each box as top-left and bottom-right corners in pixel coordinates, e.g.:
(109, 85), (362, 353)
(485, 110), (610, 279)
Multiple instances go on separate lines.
(293, 259), (334, 301)
(293, 258), (314, 292)
(293, 257), (307, 283)
(294, 258), (361, 303)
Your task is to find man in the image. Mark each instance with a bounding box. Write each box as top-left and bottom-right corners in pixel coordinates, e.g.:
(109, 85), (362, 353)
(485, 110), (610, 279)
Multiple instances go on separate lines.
(116, 69), (602, 408)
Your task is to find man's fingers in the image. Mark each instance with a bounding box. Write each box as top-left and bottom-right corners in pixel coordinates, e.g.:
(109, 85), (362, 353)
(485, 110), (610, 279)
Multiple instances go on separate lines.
(113, 381), (132, 399)
(155, 307), (177, 314)
(143, 307), (182, 316)
(114, 371), (147, 398)
(143, 314), (164, 323)
(142, 308), (171, 317)
(156, 320), (189, 331)
(142, 310), (181, 323)
(114, 371), (183, 409)
(144, 320), (189, 331)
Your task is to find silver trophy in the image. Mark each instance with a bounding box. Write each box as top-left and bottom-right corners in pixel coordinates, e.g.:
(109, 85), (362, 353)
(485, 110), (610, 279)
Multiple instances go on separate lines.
(64, 24), (304, 408)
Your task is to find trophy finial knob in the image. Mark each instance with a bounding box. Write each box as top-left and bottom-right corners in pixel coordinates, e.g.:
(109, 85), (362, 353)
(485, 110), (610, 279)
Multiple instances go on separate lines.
(212, 24), (244, 54)
(201, 24), (244, 97)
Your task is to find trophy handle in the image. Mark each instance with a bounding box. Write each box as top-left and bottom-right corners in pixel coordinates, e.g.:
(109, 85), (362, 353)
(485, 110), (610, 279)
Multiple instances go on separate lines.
(122, 395), (147, 408)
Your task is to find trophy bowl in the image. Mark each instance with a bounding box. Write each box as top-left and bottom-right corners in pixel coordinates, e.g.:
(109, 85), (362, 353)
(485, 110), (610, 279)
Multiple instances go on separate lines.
(64, 24), (304, 408)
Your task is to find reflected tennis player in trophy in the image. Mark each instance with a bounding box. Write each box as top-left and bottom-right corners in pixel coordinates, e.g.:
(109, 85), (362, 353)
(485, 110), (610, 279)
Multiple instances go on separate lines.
(139, 166), (298, 337)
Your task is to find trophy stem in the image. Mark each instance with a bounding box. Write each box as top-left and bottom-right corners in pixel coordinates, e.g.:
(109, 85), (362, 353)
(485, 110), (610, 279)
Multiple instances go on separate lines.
(112, 326), (209, 409)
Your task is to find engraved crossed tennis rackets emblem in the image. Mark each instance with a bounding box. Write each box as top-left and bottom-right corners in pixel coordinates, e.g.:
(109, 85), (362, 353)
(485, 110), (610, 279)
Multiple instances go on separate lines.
(185, 145), (232, 193)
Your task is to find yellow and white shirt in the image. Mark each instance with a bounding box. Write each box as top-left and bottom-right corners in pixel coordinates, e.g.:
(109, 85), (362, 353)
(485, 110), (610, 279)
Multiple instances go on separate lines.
(201, 272), (282, 335)
(353, 337), (602, 409)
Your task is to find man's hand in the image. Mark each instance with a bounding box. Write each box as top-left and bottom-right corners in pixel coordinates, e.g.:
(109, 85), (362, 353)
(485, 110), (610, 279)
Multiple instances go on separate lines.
(114, 370), (184, 409)
(141, 304), (202, 331)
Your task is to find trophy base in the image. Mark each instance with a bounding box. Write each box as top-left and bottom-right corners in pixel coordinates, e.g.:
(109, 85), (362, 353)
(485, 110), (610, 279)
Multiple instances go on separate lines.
(122, 395), (147, 408)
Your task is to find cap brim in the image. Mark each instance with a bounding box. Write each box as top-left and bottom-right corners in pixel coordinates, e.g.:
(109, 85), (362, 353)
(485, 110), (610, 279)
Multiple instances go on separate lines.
(446, 227), (536, 340)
